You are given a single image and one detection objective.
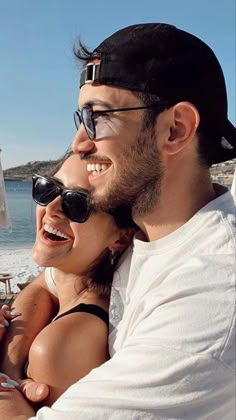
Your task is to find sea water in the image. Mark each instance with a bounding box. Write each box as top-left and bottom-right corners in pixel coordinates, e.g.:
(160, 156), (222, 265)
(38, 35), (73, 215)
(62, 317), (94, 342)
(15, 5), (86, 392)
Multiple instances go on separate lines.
(0, 180), (36, 249)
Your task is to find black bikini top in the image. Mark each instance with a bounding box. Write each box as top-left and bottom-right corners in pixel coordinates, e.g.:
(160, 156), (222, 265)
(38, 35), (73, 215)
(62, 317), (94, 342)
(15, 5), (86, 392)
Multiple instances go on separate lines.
(53, 303), (109, 328)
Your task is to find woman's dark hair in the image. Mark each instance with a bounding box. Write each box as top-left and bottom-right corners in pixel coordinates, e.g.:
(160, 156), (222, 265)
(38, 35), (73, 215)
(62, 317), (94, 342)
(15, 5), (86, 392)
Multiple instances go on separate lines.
(81, 205), (137, 298)
(49, 147), (137, 298)
(45, 148), (73, 176)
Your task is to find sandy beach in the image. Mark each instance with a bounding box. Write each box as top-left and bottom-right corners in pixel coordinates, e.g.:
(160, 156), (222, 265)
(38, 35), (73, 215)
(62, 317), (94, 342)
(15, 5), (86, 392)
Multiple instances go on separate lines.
(0, 248), (42, 294)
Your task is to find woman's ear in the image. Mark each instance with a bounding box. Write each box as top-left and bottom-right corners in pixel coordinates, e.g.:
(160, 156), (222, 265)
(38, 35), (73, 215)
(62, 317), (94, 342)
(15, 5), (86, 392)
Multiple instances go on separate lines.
(110, 227), (136, 252)
(164, 102), (200, 156)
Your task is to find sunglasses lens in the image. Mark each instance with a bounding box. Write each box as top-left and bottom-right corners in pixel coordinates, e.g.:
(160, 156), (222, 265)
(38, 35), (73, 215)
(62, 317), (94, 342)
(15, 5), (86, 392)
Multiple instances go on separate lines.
(62, 191), (90, 223)
(74, 111), (81, 130)
(33, 176), (59, 206)
(82, 107), (95, 139)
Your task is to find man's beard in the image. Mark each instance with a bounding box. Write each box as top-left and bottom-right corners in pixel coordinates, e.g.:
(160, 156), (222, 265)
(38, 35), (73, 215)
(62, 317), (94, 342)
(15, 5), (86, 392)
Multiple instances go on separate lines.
(90, 125), (163, 219)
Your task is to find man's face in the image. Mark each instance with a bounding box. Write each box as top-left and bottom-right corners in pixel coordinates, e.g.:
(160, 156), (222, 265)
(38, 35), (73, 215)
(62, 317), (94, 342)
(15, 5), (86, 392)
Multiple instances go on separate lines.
(72, 84), (163, 219)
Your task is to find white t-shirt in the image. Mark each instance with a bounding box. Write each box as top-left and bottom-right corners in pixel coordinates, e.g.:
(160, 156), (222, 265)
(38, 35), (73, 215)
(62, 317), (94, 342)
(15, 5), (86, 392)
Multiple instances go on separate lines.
(35, 187), (236, 420)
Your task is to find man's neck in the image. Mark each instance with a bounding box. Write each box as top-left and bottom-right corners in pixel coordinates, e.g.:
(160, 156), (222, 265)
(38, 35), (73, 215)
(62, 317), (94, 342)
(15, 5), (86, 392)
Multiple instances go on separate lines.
(135, 171), (218, 242)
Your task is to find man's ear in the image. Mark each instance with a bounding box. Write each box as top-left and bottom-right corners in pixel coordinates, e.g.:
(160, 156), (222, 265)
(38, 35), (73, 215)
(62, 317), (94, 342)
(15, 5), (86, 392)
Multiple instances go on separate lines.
(110, 227), (136, 252)
(163, 102), (200, 156)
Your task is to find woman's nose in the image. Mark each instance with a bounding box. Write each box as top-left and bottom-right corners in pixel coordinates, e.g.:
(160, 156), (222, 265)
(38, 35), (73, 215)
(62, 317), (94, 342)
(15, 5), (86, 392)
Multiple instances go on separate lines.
(45, 196), (65, 220)
(71, 126), (96, 155)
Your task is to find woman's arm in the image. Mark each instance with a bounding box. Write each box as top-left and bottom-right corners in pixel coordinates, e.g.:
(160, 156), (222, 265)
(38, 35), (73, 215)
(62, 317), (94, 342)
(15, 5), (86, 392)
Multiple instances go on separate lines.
(0, 271), (58, 380)
(27, 310), (109, 406)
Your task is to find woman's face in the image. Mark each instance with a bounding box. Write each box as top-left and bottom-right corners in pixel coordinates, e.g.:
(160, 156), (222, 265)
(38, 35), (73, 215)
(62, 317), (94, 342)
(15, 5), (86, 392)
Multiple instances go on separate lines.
(32, 154), (123, 274)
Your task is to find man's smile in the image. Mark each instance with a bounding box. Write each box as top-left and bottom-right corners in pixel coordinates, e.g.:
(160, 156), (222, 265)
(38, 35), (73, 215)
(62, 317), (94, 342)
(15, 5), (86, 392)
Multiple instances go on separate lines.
(87, 162), (111, 177)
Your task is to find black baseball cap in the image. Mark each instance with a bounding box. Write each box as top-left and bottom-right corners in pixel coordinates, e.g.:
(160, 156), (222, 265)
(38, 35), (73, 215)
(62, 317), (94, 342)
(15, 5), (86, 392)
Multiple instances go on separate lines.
(80, 23), (236, 164)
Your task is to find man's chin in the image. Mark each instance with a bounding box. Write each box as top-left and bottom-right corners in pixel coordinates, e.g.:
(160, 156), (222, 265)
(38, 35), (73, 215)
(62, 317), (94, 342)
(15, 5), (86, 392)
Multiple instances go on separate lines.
(89, 188), (111, 212)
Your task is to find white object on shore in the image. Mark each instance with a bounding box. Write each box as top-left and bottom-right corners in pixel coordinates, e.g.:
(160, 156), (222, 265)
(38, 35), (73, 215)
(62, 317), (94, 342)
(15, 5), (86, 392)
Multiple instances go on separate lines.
(0, 148), (12, 231)
(230, 165), (236, 203)
(0, 248), (42, 293)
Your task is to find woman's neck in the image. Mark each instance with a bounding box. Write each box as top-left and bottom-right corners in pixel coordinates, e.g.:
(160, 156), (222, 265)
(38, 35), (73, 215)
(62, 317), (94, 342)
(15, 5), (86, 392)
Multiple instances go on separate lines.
(52, 268), (109, 314)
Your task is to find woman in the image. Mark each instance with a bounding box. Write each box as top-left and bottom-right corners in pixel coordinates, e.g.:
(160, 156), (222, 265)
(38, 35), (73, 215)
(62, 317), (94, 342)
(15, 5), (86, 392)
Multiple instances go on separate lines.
(2, 153), (135, 407)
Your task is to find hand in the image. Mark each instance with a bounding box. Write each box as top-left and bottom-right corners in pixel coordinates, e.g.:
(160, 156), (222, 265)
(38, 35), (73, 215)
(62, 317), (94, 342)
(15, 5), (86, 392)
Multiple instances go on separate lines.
(0, 307), (10, 340)
(0, 372), (49, 403)
(20, 378), (49, 403)
(0, 372), (19, 389)
(0, 305), (22, 341)
(0, 310), (8, 337)
(0, 373), (35, 419)
(0, 304), (22, 320)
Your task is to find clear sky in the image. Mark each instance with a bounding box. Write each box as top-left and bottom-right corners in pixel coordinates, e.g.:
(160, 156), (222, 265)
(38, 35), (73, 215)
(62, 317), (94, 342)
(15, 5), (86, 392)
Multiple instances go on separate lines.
(0, 0), (235, 169)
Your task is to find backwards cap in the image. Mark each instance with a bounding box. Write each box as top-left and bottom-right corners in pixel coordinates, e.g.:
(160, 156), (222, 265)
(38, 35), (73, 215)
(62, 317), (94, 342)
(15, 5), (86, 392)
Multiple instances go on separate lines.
(80, 23), (236, 164)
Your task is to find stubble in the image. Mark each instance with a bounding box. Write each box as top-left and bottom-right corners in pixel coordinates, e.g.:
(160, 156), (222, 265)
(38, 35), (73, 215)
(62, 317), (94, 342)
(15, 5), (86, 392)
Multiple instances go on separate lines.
(90, 124), (163, 220)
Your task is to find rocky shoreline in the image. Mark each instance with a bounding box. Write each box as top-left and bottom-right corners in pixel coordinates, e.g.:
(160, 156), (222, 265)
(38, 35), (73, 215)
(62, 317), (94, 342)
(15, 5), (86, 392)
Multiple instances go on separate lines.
(3, 159), (60, 181)
(3, 158), (236, 187)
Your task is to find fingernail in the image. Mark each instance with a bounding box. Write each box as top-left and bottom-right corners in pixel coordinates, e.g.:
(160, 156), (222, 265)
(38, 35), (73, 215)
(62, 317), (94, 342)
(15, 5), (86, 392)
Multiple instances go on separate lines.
(36, 384), (45, 396)
(4, 319), (9, 327)
(10, 311), (22, 317)
(0, 324), (5, 329)
(7, 378), (19, 387)
(1, 382), (15, 389)
(0, 373), (9, 379)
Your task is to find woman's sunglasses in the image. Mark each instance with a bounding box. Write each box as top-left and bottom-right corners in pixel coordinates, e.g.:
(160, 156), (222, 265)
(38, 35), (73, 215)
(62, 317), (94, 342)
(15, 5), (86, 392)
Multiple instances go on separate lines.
(32, 174), (91, 223)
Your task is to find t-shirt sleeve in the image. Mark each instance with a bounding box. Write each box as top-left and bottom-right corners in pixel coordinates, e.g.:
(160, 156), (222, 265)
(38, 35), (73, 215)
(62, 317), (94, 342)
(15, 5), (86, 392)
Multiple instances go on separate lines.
(44, 267), (58, 297)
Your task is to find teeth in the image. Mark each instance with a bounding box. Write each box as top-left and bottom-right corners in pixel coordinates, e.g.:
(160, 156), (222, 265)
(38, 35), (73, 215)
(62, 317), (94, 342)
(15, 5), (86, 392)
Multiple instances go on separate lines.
(44, 224), (68, 239)
(87, 163), (109, 173)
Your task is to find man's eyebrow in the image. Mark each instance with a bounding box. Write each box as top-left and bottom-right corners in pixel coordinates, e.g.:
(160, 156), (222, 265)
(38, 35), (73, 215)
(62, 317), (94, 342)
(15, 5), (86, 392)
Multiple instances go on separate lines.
(82, 99), (115, 109)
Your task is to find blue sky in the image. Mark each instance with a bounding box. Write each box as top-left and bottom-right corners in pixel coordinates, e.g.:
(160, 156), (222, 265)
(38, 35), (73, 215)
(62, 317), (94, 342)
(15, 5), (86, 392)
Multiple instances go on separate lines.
(0, 0), (235, 169)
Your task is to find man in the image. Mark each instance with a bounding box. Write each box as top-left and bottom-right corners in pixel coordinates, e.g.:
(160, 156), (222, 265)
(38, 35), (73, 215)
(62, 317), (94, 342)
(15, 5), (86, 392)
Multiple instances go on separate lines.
(0, 23), (235, 419)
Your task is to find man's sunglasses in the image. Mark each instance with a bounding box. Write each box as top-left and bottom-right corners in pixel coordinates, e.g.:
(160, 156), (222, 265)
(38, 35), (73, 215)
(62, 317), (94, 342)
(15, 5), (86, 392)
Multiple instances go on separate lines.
(73, 102), (168, 140)
(32, 174), (91, 223)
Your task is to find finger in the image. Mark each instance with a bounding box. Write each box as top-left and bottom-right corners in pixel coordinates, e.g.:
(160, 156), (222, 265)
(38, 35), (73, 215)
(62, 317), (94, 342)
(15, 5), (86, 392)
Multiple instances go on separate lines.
(1, 305), (10, 312)
(1, 307), (22, 320)
(0, 312), (8, 325)
(0, 373), (19, 391)
(0, 315), (19, 327)
(0, 321), (7, 329)
(20, 379), (49, 403)
(0, 373), (9, 380)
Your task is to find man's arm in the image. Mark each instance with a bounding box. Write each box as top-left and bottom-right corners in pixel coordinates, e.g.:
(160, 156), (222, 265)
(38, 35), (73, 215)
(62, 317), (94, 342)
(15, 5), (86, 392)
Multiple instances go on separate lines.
(23, 259), (236, 419)
(0, 271), (58, 380)
(0, 260), (234, 419)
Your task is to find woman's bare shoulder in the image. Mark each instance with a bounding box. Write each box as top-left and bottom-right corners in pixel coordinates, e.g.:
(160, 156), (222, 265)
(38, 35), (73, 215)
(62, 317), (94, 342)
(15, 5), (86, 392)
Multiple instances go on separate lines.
(27, 309), (109, 405)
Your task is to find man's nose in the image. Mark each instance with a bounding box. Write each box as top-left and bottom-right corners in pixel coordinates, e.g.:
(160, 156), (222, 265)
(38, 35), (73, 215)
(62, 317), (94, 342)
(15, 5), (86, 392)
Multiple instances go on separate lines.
(72, 126), (96, 155)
